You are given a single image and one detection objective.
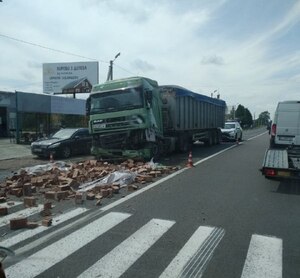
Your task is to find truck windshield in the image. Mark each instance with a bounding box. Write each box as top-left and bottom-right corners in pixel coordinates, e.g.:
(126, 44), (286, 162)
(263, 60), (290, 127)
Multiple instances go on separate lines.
(90, 87), (144, 114)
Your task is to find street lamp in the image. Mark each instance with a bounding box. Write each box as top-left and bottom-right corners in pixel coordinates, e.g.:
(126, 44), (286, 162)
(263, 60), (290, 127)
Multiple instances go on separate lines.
(106, 52), (121, 81)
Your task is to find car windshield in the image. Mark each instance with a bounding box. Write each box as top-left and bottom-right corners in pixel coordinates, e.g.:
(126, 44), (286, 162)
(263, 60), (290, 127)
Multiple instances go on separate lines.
(51, 129), (76, 139)
(224, 123), (236, 129)
(90, 87), (143, 114)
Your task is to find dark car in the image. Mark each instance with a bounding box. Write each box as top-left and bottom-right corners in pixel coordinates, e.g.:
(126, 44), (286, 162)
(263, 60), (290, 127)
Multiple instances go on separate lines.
(31, 128), (92, 159)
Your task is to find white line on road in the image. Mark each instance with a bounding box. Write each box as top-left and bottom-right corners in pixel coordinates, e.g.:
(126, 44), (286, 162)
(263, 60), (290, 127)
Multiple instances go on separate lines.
(241, 234), (282, 278)
(79, 219), (175, 278)
(5, 212), (131, 278)
(1, 207), (89, 248)
(0, 205), (43, 228)
(194, 145), (238, 166)
(160, 226), (224, 278)
(78, 218), (175, 278)
(246, 131), (268, 141)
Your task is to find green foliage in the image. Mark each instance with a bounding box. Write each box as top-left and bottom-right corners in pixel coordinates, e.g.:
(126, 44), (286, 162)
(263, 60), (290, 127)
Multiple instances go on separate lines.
(234, 104), (253, 127)
(227, 104), (270, 128)
(257, 111), (270, 125)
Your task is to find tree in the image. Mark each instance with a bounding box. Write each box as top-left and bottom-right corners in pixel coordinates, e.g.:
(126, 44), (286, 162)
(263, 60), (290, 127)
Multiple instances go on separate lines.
(258, 111), (270, 126)
(235, 105), (245, 122)
(244, 108), (253, 127)
(235, 104), (253, 127)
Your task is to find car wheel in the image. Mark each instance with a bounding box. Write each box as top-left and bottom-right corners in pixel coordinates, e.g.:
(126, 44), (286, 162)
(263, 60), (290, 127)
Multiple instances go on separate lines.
(61, 146), (71, 158)
(239, 133), (243, 141)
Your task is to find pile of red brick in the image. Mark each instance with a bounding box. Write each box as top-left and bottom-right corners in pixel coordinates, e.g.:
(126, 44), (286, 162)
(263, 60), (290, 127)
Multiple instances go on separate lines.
(0, 159), (177, 203)
(0, 159), (177, 230)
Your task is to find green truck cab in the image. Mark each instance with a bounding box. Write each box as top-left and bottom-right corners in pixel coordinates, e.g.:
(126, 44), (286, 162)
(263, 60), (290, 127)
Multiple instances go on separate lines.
(86, 77), (164, 159)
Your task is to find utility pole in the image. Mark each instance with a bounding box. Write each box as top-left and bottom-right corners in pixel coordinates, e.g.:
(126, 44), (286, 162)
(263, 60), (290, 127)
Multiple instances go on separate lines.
(15, 91), (20, 144)
(106, 52), (121, 81)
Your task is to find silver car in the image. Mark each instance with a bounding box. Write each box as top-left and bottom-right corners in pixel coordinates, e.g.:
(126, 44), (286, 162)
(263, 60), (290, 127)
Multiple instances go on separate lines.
(221, 121), (243, 141)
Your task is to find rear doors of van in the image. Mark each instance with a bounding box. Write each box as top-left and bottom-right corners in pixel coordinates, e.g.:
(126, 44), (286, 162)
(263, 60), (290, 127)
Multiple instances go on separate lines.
(273, 101), (300, 146)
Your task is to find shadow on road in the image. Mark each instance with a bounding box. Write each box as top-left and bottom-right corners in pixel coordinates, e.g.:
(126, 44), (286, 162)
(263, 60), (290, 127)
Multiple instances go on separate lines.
(276, 180), (300, 195)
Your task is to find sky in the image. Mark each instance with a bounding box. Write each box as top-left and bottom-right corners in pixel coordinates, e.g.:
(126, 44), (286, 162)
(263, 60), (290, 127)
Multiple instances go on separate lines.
(1, 0), (300, 119)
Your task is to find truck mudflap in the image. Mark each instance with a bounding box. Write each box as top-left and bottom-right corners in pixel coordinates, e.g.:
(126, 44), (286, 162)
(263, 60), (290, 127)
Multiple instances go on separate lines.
(260, 149), (300, 179)
(91, 146), (152, 160)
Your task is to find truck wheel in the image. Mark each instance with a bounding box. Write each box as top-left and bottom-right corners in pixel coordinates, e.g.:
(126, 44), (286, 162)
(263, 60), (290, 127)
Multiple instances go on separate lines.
(149, 142), (163, 161)
(216, 131), (222, 144)
(178, 134), (192, 152)
(204, 135), (213, 146)
(212, 131), (220, 145)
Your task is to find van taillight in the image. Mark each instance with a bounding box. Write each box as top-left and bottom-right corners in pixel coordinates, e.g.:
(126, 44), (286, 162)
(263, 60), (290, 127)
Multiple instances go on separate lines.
(271, 124), (276, 136)
(265, 169), (276, 176)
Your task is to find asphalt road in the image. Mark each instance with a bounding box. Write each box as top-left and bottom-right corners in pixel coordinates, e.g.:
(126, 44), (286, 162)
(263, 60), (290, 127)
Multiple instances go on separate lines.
(2, 127), (300, 277)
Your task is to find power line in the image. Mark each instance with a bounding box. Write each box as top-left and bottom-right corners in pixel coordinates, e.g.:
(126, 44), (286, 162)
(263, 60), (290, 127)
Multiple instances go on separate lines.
(114, 63), (137, 76)
(0, 33), (108, 63)
(0, 33), (139, 77)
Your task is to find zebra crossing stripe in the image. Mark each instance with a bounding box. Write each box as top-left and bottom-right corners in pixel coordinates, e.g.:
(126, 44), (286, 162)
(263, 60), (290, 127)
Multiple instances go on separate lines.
(241, 234), (282, 278)
(5, 212), (131, 278)
(1, 207), (89, 248)
(0, 205), (43, 228)
(160, 226), (224, 278)
(78, 218), (175, 278)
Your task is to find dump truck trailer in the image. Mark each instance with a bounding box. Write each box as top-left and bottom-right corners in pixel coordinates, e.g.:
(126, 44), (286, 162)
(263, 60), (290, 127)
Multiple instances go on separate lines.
(86, 77), (226, 160)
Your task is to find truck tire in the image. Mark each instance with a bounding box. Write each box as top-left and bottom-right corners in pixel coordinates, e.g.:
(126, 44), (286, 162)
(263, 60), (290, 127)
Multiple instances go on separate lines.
(204, 135), (213, 146)
(178, 134), (192, 152)
(149, 141), (163, 161)
(212, 131), (220, 145)
(216, 130), (222, 144)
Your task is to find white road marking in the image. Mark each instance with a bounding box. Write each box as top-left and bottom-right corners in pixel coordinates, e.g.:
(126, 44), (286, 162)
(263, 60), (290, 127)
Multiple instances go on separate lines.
(5, 212), (131, 278)
(78, 218), (175, 278)
(1, 207), (88, 248)
(160, 226), (224, 278)
(241, 234), (282, 278)
(246, 131), (268, 141)
(194, 145), (238, 166)
(0, 205), (43, 228)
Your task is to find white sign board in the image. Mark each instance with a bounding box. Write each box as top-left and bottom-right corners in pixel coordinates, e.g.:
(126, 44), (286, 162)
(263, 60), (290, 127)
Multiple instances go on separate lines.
(43, 61), (99, 94)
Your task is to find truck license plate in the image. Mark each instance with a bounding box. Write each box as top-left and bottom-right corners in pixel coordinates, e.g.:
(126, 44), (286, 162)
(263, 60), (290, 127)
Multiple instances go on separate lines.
(279, 136), (293, 141)
(94, 123), (106, 128)
(277, 171), (290, 177)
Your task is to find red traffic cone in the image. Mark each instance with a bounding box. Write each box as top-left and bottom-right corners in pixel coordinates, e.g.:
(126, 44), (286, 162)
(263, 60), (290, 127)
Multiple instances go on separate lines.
(187, 151), (194, 168)
(49, 153), (54, 163)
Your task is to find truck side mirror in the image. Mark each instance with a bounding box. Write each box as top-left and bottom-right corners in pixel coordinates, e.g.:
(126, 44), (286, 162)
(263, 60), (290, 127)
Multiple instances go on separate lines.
(86, 97), (91, 116)
(145, 90), (153, 106)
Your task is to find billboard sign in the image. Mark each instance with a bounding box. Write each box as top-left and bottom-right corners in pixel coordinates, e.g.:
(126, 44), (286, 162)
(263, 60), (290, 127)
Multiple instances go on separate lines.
(43, 61), (99, 94)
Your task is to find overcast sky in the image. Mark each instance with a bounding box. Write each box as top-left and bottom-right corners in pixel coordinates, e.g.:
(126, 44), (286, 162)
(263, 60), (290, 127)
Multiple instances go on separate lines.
(1, 0), (300, 118)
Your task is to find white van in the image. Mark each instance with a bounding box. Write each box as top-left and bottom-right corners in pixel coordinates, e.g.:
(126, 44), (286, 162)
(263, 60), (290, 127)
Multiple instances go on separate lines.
(270, 101), (300, 148)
